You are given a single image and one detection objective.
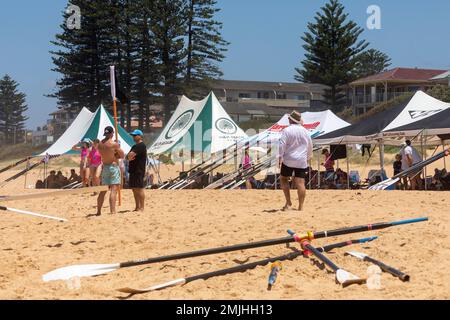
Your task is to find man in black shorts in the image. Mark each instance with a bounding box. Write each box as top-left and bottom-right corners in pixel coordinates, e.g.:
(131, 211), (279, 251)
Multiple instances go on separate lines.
(278, 111), (313, 211)
(127, 129), (147, 212)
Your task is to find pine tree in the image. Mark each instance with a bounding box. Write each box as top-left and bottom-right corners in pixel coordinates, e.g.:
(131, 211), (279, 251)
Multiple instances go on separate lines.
(185, 0), (229, 98)
(295, 0), (368, 112)
(0, 75), (28, 144)
(50, 0), (120, 113)
(353, 49), (391, 79)
(150, 0), (188, 124)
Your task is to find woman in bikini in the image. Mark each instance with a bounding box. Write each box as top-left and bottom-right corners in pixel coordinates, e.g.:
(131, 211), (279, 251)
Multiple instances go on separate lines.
(88, 139), (103, 186)
(72, 138), (91, 187)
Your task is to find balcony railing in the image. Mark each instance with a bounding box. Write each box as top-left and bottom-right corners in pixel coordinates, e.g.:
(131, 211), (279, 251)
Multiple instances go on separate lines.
(237, 97), (311, 108)
(353, 91), (412, 106)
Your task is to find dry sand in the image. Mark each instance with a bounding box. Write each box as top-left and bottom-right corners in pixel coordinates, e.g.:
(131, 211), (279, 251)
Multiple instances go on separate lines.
(0, 164), (449, 300)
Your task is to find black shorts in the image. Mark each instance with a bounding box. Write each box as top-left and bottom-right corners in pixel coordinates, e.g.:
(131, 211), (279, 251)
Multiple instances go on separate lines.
(129, 173), (145, 189)
(280, 163), (307, 179)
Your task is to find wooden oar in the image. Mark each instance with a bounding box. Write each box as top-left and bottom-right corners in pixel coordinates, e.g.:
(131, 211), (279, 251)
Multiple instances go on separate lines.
(117, 236), (378, 294)
(41, 216), (424, 282)
(0, 205), (67, 222)
(288, 230), (365, 287)
(345, 251), (410, 281)
(0, 185), (108, 202)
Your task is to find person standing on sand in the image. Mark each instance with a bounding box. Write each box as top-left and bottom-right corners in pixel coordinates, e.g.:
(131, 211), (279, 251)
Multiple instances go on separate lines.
(126, 129), (147, 212)
(71, 138), (92, 187)
(96, 126), (125, 216)
(278, 111), (313, 211)
(87, 139), (102, 186)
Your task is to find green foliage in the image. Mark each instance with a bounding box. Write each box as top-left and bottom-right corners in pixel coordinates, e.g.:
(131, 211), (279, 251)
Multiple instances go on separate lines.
(51, 0), (228, 127)
(295, 0), (368, 112)
(427, 85), (450, 102)
(353, 48), (392, 79)
(0, 75), (28, 144)
(185, 0), (229, 98)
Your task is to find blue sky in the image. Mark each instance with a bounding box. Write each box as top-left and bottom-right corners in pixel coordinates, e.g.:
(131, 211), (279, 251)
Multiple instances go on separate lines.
(0, 0), (449, 130)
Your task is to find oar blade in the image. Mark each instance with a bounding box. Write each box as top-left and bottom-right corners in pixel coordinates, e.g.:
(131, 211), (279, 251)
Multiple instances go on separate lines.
(42, 263), (120, 282)
(369, 178), (399, 190)
(336, 269), (366, 287)
(117, 278), (186, 294)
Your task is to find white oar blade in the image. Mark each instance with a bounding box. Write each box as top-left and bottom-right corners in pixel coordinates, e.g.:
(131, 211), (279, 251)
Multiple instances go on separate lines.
(336, 269), (365, 287)
(369, 178), (399, 190)
(7, 207), (67, 222)
(42, 263), (120, 282)
(117, 278), (186, 294)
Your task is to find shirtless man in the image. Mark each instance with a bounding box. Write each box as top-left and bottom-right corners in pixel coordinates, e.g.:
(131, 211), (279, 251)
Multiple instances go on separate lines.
(96, 126), (124, 215)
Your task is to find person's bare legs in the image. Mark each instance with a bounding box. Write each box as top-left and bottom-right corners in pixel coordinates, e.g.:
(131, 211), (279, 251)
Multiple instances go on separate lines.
(294, 177), (306, 211)
(132, 189), (139, 211)
(96, 191), (107, 215)
(402, 177), (409, 190)
(137, 188), (145, 211)
(109, 185), (118, 214)
(280, 176), (292, 210)
(245, 179), (252, 189)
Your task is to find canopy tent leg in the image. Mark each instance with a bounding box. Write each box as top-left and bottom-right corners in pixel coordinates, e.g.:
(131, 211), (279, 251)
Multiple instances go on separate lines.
(378, 142), (385, 174)
(443, 142), (447, 170)
(420, 131), (427, 191)
(317, 150), (321, 189)
(346, 145), (350, 190)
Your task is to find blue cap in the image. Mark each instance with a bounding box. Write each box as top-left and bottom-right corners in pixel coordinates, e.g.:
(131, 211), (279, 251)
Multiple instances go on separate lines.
(130, 129), (144, 137)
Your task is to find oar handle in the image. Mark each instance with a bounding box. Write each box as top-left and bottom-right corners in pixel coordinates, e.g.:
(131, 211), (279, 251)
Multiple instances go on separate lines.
(364, 256), (410, 282)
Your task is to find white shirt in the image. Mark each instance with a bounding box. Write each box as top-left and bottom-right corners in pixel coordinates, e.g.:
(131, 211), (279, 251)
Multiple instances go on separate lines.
(400, 145), (422, 170)
(278, 124), (313, 169)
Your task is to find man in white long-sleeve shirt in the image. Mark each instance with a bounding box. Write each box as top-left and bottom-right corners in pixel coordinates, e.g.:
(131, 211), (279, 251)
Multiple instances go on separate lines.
(278, 111), (313, 211)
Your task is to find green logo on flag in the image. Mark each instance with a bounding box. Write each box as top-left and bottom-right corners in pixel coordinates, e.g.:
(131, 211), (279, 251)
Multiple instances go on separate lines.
(215, 118), (237, 134)
(166, 110), (194, 139)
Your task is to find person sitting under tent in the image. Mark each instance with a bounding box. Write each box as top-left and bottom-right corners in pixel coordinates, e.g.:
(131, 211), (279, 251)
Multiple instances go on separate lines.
(334, 168), (348, 189)
(68, 169), (82, 184)
(35, 179), (44, 189)
(72, 138), (92, 187)
(321, 148), (335, 186)
(44, 170), (58, 189)
(56, 171), (69, 188)
(278, 111), (313, 211)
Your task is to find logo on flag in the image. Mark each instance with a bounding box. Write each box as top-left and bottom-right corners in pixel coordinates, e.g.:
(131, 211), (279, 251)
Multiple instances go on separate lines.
(165, 110), (194, 139)
(408, 109), (442, 119)
(215, 118), (237, 134)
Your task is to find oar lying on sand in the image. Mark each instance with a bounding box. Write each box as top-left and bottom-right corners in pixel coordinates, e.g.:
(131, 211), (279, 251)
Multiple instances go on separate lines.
(345, 251), (410, 282)
(0, 205), (67, 222)
(0, 185), (108, 202)
(288, 230), (365, 287)
(117, 236), (378, 294)
(42, 217), (426, 282)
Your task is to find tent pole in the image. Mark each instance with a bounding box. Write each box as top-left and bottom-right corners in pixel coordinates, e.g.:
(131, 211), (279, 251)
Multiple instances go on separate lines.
(421, 130), (427, 191)
(443, 142), (447, 170)
(379, 142), (385, 173)
(181, 149), (185, 173)
(234, 141), (238, 171)
(317, 149), (321, 189)
(346, 145), (350, 190)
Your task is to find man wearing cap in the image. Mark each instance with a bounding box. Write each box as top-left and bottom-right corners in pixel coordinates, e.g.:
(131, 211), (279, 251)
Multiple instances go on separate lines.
(96, 126), (125, 215)
(400, 139), (423, 190)
(278, 111), (313, 211)
(127, 129), (147, 212)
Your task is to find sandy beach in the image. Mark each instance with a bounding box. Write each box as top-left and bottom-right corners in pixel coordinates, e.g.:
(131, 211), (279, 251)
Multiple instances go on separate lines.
(0, 164), (449, 300)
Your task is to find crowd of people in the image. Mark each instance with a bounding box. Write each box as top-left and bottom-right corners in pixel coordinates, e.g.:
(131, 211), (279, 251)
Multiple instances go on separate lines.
(36, 169), (81, 189)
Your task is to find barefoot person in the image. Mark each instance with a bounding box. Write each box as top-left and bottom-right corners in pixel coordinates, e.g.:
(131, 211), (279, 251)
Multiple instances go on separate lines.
(126, 129), (147, 212)
(96, 126), (125, 215)
(88, 139), (103, 186)
(71, 139), (91, 187)
(278, 111), (313, 211)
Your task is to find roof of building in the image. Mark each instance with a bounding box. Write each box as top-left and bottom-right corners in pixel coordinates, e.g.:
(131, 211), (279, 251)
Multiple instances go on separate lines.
(351, 67), (447, 85)
(211, 80), (328, 93)
(430, 70), (450, 81)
